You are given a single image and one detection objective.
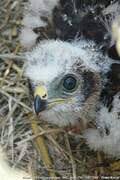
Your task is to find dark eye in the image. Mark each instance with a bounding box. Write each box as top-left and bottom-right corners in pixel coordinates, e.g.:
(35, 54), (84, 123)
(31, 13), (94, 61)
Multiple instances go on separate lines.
(63, 75), (77, 91)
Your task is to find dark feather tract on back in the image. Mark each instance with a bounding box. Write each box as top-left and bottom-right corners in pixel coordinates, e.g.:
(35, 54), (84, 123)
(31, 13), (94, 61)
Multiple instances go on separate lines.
(53, 0), (109, 41)
(34, 0), (120, 59)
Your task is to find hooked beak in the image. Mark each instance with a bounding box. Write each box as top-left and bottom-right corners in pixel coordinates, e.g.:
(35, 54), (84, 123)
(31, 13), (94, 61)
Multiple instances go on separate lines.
(34, 86), (48, 115)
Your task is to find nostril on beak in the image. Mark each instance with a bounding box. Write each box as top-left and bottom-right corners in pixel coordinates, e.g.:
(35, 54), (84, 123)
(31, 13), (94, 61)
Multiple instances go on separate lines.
(42, 93), (47, 99)
(34, 95), (46, 115)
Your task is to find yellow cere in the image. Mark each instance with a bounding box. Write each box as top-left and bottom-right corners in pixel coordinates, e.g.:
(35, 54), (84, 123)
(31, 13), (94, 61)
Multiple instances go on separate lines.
(34, 86), (48, 100)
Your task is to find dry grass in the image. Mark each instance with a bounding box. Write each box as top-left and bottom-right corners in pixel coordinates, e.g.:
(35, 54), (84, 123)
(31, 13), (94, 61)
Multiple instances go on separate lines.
(0, 0), (120, 179)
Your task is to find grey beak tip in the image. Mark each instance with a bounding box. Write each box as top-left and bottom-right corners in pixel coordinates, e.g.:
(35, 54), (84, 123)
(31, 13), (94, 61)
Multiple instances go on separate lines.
(34, 95), (46, 114)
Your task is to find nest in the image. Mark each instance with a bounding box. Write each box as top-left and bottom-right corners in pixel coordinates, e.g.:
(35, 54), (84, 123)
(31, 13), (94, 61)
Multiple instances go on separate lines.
(0, 0), (120, 179)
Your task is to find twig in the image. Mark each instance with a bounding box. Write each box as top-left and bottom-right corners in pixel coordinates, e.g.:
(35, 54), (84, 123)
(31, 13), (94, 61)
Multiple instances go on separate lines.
(17, 128), (64, 145)
(97, 152), (104, 175)
(0, 53), (25, 61)
(28, 113), (57, 179)
(110, 160), (120, 171)
(65, 133), (77, 180)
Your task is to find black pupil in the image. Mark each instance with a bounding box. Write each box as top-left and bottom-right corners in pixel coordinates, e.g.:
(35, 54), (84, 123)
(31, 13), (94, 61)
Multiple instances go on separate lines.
(63, 76), (76, 90)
